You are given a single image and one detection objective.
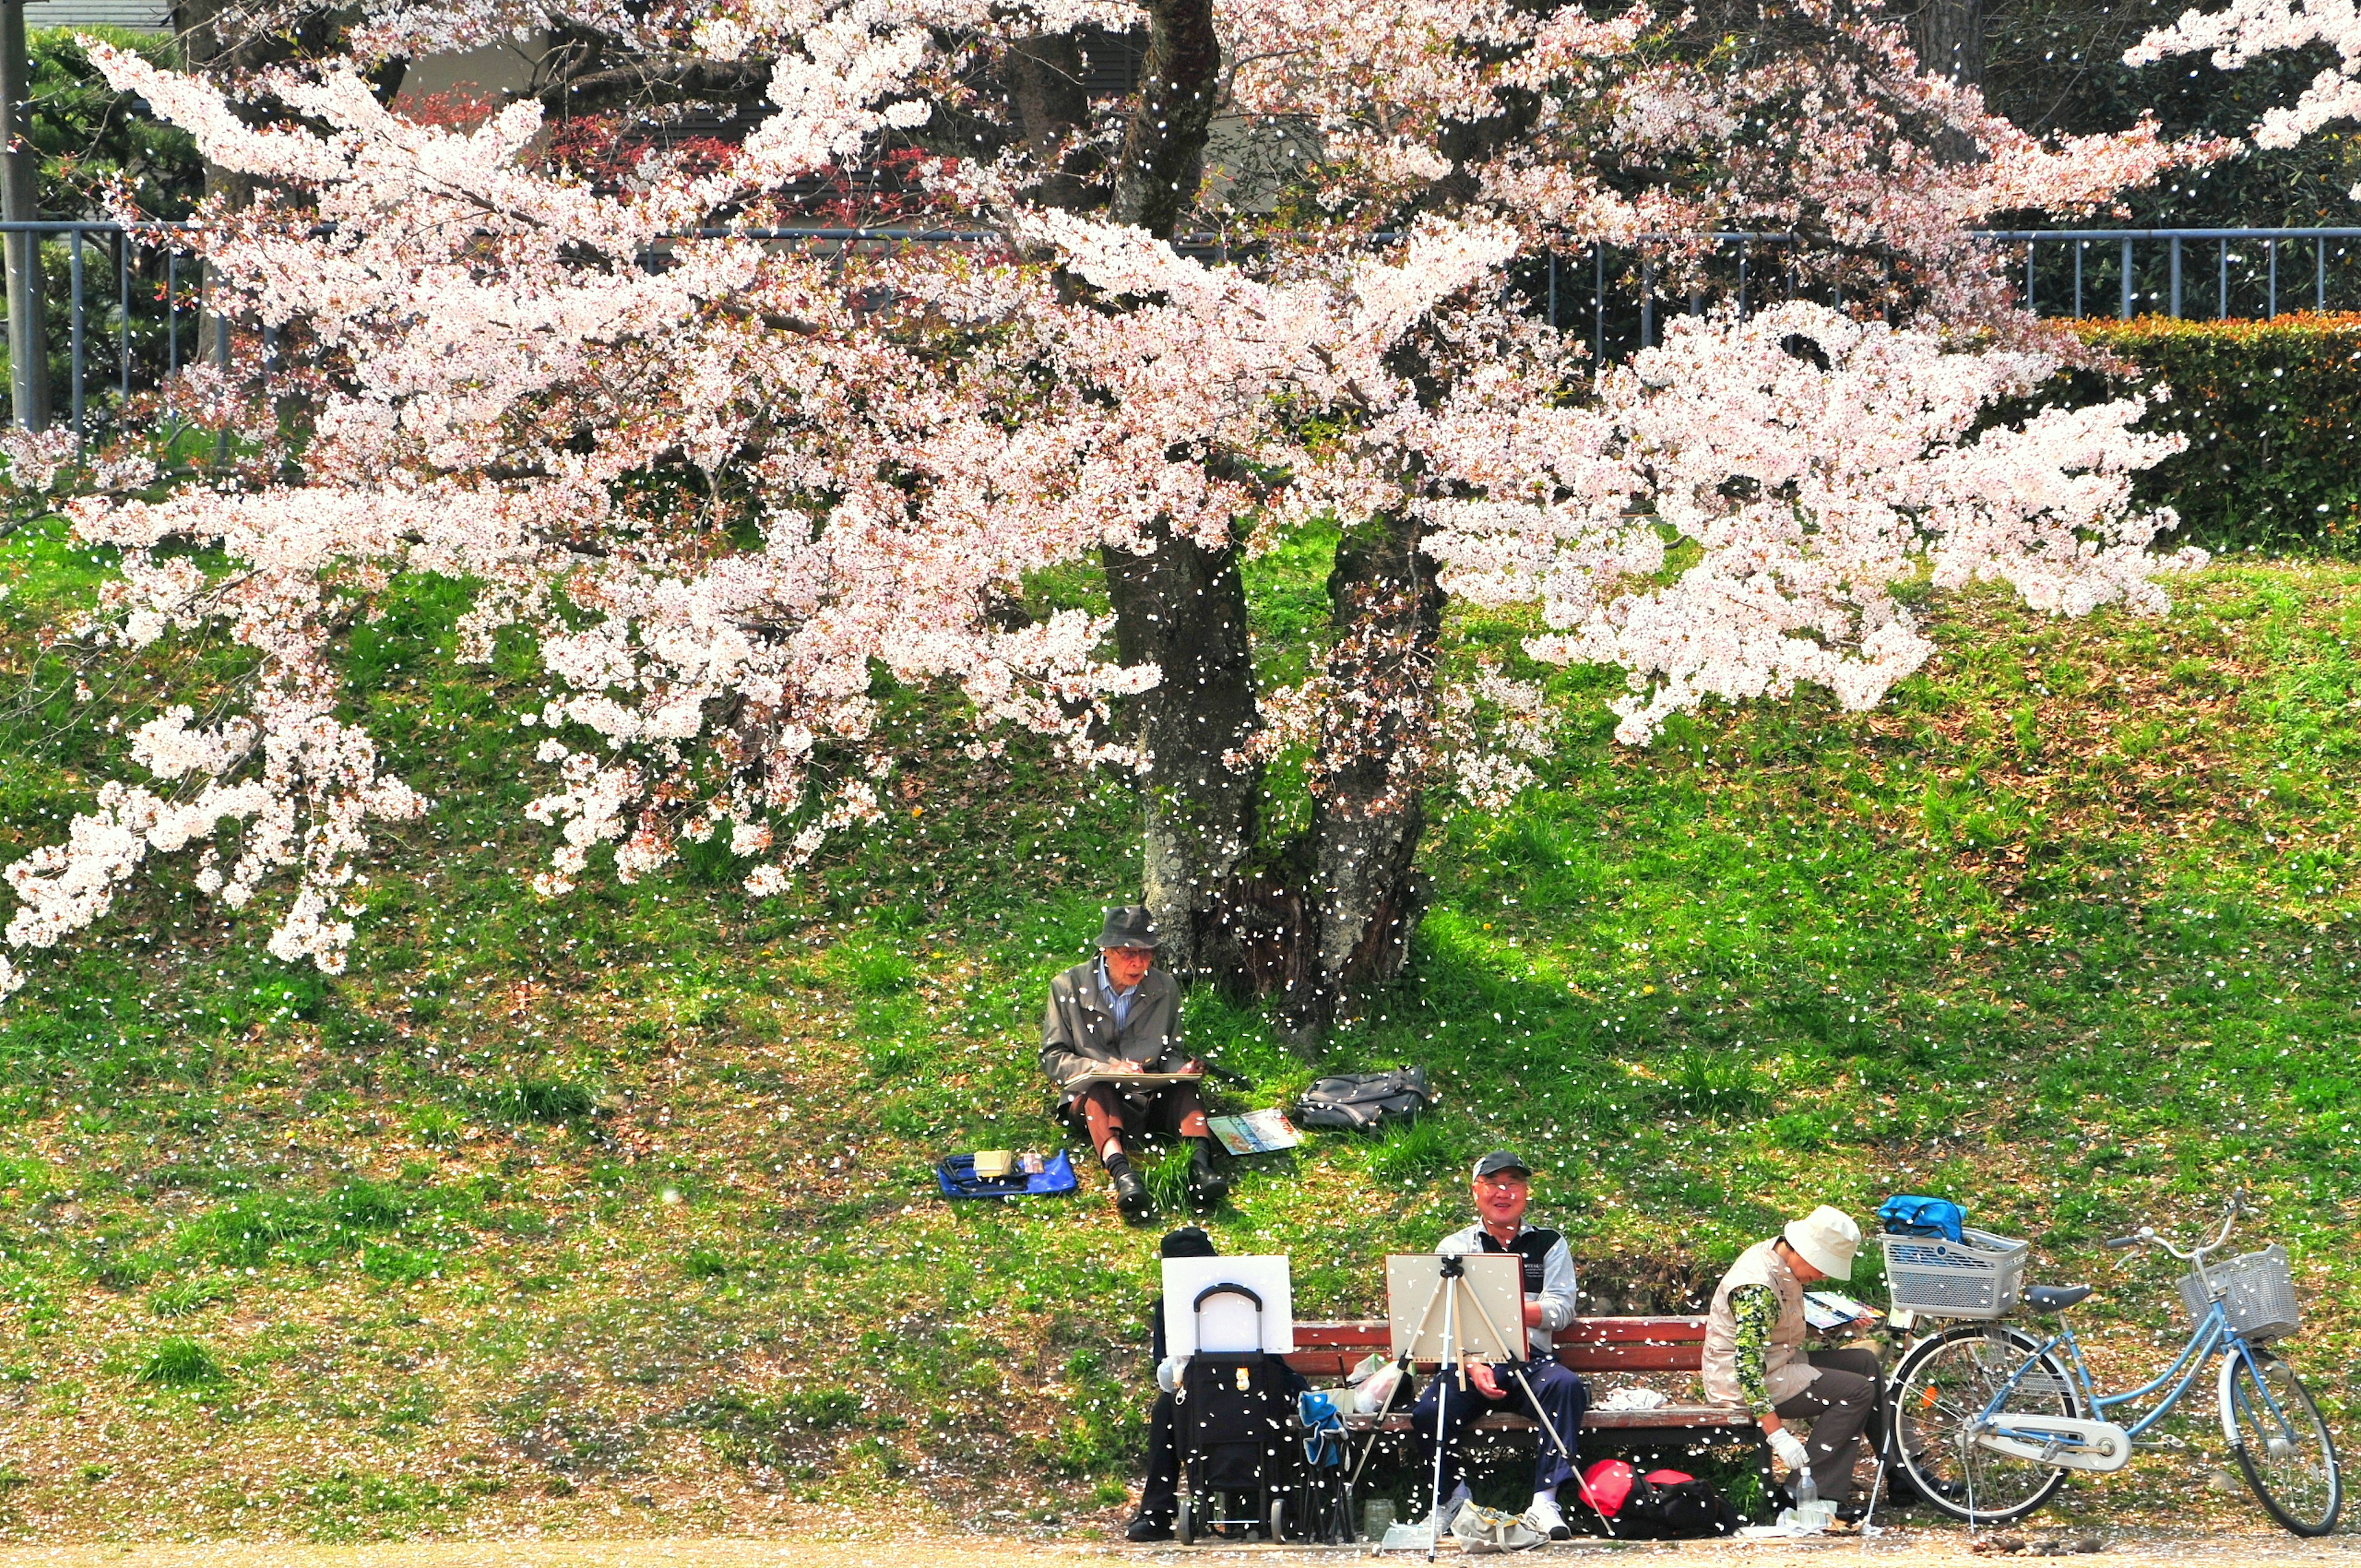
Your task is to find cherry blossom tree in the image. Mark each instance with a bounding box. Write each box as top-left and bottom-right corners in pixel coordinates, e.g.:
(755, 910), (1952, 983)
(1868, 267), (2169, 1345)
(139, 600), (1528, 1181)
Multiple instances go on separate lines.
(0, 0), (2218, 1028)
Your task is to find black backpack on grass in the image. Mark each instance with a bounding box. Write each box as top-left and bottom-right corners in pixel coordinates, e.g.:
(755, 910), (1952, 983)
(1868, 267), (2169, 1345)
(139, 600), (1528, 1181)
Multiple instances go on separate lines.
(1294, 1068), (1436, 1133)
(1608, 1475), (1744, 1540)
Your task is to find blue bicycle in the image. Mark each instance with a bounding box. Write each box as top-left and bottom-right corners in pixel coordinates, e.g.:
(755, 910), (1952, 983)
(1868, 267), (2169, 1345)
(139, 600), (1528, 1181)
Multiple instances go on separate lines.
(1888, 1195), (2341, 1536)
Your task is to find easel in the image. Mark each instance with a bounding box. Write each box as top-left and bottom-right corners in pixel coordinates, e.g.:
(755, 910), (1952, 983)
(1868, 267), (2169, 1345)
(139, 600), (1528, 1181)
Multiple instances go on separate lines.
(1357, 1253), (1618, 1555)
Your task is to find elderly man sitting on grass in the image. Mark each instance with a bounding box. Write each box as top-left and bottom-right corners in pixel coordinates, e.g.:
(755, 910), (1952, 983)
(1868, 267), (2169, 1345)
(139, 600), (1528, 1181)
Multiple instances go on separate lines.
(1040, 904), (1227, 1221)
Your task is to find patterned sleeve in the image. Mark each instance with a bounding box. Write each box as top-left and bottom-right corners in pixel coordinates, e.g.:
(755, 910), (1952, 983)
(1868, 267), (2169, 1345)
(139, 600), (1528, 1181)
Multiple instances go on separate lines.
(1728, 1285), (1780, 1416)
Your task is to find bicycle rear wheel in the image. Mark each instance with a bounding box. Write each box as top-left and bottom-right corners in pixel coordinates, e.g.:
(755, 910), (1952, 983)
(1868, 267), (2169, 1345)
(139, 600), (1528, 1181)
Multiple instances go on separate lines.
(1890, 1323), (2079, 1524)
(2223, 1348), (2342, 1537)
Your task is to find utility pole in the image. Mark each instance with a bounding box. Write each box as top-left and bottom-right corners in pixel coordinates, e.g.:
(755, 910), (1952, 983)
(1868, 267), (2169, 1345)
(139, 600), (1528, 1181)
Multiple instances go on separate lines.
(0, 0), (48, 432)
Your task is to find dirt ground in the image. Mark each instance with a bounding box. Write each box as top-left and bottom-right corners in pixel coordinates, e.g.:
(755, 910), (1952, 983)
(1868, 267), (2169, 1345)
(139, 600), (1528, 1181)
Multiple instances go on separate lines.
(0, 1531), (2355, 1568)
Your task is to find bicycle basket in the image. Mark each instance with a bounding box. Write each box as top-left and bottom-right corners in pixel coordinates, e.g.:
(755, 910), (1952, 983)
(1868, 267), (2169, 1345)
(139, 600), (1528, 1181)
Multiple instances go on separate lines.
(1879, 1227), (2030, 1320)
(2180, 1245), (2300, 1342)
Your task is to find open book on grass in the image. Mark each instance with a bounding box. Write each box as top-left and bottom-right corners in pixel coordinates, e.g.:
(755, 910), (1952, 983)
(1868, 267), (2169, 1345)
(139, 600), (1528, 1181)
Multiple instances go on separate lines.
(1206, 1110), (1303, 1156)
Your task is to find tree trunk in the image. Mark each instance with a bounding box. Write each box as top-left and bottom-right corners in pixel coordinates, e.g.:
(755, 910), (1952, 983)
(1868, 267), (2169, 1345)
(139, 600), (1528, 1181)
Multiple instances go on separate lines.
(1006, 34), (1103, 212)
(1106, 0), (1219, 235)
(1102, 523), (1264, 988)
(1910, 0), (1984, 87)
(1299, 512), (1441, 1026)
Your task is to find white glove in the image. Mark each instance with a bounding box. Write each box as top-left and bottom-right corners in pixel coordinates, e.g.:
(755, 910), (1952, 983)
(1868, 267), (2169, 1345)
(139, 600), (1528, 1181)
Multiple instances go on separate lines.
(1156, 1355), (1189, 1394)
(1769, 1427), (1811, 1473)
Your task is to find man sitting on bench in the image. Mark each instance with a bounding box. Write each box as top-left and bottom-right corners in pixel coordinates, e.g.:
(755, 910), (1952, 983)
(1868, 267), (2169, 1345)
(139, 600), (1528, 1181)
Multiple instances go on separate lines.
(1414, 1149), (1589, 1542)
(1040, 903), (1227, 1220)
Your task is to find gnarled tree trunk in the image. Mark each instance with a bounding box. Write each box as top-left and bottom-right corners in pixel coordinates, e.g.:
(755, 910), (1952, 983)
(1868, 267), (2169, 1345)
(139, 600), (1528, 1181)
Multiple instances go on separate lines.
(1103, 522), (1264, 986)
(1093, 0), (1441, 1037)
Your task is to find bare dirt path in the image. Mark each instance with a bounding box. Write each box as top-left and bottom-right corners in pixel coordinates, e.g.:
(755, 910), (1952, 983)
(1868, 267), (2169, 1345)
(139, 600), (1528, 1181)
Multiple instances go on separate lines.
(1, 1532), (2356, 1568)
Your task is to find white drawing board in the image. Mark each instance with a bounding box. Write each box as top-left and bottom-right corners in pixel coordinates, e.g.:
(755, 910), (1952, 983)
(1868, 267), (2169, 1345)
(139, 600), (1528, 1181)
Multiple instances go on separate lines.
(1386, 1253), (1525, 1363)
(1161, 1255), (1295, 1355)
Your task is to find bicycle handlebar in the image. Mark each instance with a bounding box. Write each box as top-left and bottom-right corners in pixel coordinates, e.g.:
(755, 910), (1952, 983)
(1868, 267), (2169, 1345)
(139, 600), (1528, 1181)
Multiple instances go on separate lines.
(2115, 1192), (2247, 1265)
(2103, 1236), (2141, 1249)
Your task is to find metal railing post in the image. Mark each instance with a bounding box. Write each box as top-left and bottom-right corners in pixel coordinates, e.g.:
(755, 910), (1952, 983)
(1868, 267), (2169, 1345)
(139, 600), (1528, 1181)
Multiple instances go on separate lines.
(1547, 251), (1557, 332)
(1640, 252), (1654, 349)
(2170, 237), (2183, 318)
(116, 229), (130, 406)
(1592, 245), (1604, 362)
(2119, 236), (2134, 320)
(68, 228), (84, 437)
(2220, 240), (2229, 319)
(2268, 237), (2278, 319)
(2025, 237), (2036, 312)
(1738, 239), (1749, 319)
(2320, 239), (2328, 312)
(2073, 240), (2084, 319)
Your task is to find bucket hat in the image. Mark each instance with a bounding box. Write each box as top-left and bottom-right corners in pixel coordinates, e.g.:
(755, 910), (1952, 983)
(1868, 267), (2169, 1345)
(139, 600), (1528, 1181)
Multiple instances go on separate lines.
(1096, 904), (1161, 949)
(1784, 1205), (1862, 1280)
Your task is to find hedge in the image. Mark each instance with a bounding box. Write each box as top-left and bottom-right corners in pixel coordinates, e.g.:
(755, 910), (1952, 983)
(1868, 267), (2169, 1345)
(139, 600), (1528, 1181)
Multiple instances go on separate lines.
(2066, 312), (2361, 556)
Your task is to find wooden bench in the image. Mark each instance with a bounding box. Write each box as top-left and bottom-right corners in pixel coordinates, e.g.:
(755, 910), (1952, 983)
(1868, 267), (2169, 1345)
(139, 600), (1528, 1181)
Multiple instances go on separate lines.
(1287, 1317), (1760, 1442)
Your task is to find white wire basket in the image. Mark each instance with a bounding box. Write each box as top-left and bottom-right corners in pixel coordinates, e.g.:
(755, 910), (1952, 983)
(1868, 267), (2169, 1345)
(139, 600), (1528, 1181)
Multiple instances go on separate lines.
(2180, 1245), (2301, 1342)
(1880, 1227), (2030, 1320)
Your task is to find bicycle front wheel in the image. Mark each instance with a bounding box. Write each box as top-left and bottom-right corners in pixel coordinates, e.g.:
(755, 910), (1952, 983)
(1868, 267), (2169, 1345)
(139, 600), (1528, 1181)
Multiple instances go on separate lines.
(2222, 1348), (2343, 1537)
(1891, 1323), (2080, 1524)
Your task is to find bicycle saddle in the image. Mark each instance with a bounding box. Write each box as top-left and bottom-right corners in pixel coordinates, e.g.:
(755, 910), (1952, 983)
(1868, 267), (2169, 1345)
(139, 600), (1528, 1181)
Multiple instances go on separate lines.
(2024, 1284), (2094, 1313)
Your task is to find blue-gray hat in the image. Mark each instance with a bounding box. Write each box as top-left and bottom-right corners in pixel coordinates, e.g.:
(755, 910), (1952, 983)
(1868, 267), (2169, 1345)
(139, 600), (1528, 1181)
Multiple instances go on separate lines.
(1096, 904), (1161, 949)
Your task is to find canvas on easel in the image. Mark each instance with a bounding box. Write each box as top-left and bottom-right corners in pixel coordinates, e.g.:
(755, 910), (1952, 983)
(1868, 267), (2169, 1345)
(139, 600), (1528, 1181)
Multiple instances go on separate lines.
(1384, 1253), (1525, 1364)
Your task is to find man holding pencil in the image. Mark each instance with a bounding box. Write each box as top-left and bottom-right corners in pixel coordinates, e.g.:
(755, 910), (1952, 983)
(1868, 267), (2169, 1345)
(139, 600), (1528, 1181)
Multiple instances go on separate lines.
(1040, 904), (1227, 1220)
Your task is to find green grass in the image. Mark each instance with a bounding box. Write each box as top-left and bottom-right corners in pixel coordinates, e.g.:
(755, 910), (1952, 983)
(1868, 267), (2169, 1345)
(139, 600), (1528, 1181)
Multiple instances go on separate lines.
(0, 508), (2355, 1540)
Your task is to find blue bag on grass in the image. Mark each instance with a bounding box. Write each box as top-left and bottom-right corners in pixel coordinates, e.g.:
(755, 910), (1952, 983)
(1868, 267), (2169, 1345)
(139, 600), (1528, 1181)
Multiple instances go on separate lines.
(1878, 1195), (1966, 1242)
(936, 1150), (1078, 1200)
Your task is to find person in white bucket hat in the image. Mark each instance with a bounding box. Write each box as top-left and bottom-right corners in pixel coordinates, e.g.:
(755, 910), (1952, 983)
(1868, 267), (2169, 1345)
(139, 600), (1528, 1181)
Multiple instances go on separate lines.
(1701, 1205), (1894, 1517)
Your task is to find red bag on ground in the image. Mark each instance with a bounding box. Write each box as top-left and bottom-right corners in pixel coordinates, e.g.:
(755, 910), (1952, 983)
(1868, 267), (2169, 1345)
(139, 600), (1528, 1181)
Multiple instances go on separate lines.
(1576, 1459), (1696, 1518)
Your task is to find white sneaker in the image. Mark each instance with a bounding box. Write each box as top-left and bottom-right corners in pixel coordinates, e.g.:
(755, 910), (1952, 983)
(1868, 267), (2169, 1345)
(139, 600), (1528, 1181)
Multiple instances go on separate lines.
(1524, 1496), (1570, 1540)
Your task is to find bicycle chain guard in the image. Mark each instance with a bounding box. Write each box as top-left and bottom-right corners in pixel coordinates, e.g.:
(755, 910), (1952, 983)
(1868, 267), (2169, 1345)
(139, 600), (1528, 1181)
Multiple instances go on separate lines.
(1974, 1415), (2134, 1472)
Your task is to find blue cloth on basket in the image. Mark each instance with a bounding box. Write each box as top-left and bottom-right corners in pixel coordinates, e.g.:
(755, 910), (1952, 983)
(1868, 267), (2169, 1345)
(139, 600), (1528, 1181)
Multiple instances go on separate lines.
(1879, 1195), (1966, 1242)
(936, 1151), (1079, 1200)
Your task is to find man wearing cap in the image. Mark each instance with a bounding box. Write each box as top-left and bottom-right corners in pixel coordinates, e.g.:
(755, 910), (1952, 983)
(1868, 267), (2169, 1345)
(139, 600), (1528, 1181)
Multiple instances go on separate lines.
(1413, 1150), (1589, 1542)
(1701, 1206), (1888, 1515)
(1041, 904), (1227, 1221)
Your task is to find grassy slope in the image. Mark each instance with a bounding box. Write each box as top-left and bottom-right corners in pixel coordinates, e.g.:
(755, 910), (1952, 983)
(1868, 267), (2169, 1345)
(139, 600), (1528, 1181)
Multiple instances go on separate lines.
(0, 514), (2354, 1542)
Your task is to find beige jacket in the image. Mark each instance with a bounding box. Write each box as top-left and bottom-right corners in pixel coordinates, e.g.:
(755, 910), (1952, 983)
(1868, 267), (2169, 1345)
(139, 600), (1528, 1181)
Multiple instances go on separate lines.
(1701, 1238), (1817, 1409)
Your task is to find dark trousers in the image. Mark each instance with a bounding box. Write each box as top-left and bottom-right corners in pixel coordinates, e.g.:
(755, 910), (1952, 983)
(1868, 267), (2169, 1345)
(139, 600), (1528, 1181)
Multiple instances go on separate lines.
(1412, 1359), (1590, 1496)
(1074, 1082), (1210, 1155)
(1773, 1347), (1886, 1501)
(1136, 1390), (1180, 1522)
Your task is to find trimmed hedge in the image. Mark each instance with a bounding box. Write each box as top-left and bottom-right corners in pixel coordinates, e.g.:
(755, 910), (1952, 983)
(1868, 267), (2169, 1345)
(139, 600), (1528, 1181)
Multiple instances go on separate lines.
(2069, 312), (2361, 556)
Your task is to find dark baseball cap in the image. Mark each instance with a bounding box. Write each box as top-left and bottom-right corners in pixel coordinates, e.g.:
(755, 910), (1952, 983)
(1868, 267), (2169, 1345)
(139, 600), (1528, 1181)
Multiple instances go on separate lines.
(1472, 1150), (1533, 1181)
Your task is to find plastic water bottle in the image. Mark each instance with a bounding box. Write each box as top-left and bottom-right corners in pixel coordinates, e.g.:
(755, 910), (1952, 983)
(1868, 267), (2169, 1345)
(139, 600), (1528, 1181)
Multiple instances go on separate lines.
(1795, 1465), (1817, 1511)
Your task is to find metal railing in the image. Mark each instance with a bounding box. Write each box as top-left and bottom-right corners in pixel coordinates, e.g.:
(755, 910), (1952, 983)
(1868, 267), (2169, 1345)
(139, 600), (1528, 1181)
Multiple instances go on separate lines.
(1542, 226), (2361, 357)
(0, 219), (220, 440)
(7, 220), (2361, 437)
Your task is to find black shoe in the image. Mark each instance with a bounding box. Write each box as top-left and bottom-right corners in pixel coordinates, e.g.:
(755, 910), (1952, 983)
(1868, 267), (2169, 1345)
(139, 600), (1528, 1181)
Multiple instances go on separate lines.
(1107, 1155), (1155, 1221)
(1126, 1513), (1174, 1542)
(1187, 1139), (1230, 1207)
(1885, 1460), (1968, 1506)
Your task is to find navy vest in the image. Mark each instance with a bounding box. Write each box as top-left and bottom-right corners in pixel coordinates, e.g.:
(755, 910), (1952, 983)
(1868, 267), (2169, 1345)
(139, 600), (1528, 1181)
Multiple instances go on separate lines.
(1473, 1225), (1560, 1300)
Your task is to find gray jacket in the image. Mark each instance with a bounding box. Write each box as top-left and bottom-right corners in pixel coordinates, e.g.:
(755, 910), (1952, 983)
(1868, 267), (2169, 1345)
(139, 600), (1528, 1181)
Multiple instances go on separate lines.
(1040, 960), (1185, 1104)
